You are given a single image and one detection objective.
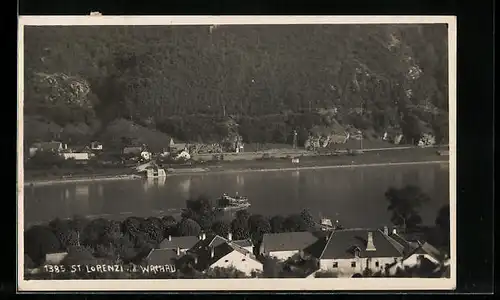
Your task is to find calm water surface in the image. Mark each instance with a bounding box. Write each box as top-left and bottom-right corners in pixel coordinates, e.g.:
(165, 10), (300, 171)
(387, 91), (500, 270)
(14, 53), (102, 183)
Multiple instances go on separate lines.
(23, 163), (450, 228)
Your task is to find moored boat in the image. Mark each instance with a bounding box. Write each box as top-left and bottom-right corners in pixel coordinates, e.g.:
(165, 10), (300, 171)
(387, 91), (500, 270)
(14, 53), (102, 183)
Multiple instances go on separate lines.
(216, 202), (251, 212)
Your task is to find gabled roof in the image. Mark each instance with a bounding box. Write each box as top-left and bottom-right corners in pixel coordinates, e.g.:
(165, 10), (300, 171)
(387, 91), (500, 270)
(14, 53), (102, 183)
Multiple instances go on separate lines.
(189, 234), (228, 253)
(261, 231), (319, 252)
(158, 236), (199, 250)
(190, 240), (257, 272)
(232, 239), (253, 248)
(146, 248), (183, 266)
(315, 228), (405, 260)
(407, 242), (443, 262)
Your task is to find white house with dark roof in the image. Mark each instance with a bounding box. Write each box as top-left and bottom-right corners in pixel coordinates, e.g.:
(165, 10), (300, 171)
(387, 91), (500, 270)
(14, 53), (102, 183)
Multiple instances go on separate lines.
(387, 240), (446, 276)
(184, 233), (262, 276)
(259, 231), (319, 261)
(309, 228), (408, 277)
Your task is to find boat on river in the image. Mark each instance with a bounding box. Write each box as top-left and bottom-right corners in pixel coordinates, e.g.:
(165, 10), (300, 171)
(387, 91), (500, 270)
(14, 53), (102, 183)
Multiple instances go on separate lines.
(215, 193), (250, 212)
(219, 192), (249, 204)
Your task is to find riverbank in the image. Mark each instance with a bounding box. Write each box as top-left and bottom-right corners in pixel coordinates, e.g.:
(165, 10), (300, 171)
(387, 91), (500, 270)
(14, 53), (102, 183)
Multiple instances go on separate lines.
(22, 147), (449, 186)
(23, 174), (142, 187)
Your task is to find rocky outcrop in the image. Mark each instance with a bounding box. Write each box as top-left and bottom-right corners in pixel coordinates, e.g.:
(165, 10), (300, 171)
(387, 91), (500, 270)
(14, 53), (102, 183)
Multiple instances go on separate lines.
(31, 72), (94, 108)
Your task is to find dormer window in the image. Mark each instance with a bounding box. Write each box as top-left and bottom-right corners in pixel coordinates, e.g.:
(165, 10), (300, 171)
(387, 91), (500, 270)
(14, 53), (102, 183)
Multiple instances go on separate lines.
(349, 245), (362, 258)
(354, 248), (361, 258)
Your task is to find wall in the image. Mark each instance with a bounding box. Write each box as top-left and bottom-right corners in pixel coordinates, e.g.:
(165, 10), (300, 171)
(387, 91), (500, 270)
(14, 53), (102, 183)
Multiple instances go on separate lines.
(211, 251), (263, 276)
(320, 257), (400, 277)
(192, 150), (312, 162)
(267, 250), (300, 261)
(61, 152), (89, 160)
(388, 254), (439, 275)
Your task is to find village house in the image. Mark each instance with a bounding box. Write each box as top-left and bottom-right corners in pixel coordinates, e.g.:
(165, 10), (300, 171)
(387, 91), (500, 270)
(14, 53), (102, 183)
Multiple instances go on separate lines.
(179, 232), (262, 276)
(387, 240), (446, 275)
(145, 247), (183, 268)
(28, 141), (68, 157)
(44, 251), (68, 265)
(90, 141), (103, 151)
(168, 138), (188, 154)
(259, 231), (319, 261)
(61, 152), (90, 161)
(123, 145), (151, 161)
(305, 227), (414, 277)
(157, 235), (199, 255)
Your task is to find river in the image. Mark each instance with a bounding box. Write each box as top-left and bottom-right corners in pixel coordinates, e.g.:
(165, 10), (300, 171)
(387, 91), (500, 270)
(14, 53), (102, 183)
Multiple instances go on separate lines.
(22, 163), (450, 228)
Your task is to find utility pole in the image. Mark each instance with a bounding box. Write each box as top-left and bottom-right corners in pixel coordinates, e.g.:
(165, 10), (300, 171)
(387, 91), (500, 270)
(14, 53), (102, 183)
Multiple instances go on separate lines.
(360, 131), (363, 150)
(292, 130), (298, 149)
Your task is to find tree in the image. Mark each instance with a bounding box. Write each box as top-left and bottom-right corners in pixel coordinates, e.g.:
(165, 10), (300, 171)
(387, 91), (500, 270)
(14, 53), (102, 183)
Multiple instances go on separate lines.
(385, 185), (430, 232)
(24, 225), (62, 266)
(81, 218), (113, 248)
(140, 217), (165, 244)
(435, 204), (450, 250)
(49, 218), (80, 249)
(162, 215), (178, 237)
(231, 210), (251, 240)
(269, 215), (285, 233)
(283, 214), (309, 232)
(177, 218), (202, 236)
(61, 245), (97, 266)
(299, 208), (316, 230)
(248, 214), (271, 245)
(206, 266), (248, 278)
(184, 195), (216, 231)
(212, 220), (231, 237)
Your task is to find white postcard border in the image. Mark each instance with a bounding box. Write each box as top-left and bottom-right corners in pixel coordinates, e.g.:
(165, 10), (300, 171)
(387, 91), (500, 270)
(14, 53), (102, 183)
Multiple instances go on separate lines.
(17, 15), (457, 292)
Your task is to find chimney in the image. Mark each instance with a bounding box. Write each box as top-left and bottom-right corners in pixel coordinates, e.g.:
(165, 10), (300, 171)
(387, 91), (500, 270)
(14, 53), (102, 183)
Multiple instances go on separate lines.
(202, 233), (206, 240)
(210, 246), (215, 258)
(227, 232), (232, 241)
(168, 235), (172, 241)
(198, 234), (202, 240)
(176, 247), (180, 256)
(366, 232), (376, 251)
(194, 256), (198, 264)
(392, 228), (397, 235)
(383, 226), (389, 236)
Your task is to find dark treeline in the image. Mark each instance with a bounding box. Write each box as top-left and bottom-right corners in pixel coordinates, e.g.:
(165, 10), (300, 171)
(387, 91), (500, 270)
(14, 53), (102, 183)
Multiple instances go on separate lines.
(23, 195), (320, 273)
(23, 25), (449, 147)
(24, 185), (450, 280)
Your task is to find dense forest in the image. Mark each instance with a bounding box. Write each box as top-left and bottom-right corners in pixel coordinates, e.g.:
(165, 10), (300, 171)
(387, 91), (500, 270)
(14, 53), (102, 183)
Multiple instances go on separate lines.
(23, 24), (449, 149)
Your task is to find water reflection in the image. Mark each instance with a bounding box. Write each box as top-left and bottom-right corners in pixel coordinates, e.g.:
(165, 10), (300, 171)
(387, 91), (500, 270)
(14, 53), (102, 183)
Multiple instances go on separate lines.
(236, 174), (245, 187)
(178, 177), (192, 199)
(143, 176), (167, 192)
(24, 164), (450, 228)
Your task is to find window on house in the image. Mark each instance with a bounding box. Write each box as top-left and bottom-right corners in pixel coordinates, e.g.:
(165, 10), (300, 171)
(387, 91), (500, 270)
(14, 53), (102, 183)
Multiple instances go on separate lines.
(332, 262), (338, 268)
(224, 260), (229, 263)
(242, 259), (246, 262)
(375, 261), (379, 267)
(351, 262), (356, 268)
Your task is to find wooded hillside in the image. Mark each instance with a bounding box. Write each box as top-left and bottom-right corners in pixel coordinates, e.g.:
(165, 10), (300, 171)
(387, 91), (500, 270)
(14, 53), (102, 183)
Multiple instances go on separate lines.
(23, 24), (449, 147)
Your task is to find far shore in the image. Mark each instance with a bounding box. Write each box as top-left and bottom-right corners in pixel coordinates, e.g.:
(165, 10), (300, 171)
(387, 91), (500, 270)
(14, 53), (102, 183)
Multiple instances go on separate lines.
(23, 157), (449, 187)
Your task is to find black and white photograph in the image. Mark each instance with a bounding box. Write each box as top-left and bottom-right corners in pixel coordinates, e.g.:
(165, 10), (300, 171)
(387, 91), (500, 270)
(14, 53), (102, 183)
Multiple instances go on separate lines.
(17, 16), (456, 291)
